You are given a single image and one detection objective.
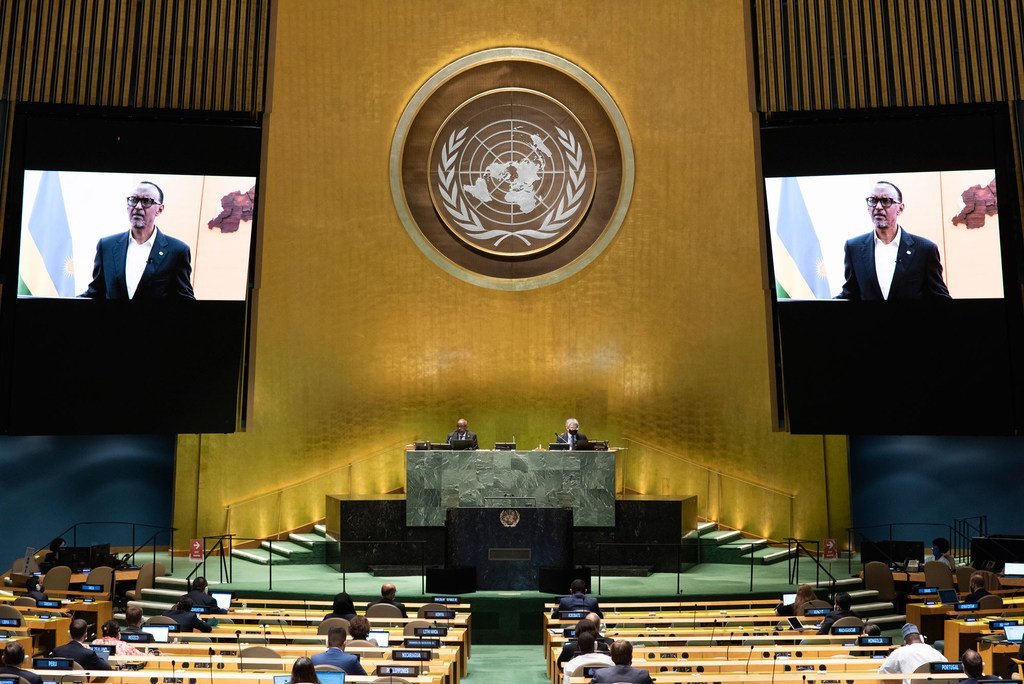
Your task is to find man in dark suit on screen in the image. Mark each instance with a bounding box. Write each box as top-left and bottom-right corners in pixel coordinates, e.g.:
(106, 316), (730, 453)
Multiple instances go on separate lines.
(81, 181), (195, 300)
(836, 181), (951, 301)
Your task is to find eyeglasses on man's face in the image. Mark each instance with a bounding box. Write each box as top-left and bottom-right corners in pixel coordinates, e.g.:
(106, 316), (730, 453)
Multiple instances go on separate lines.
(127, 195), (161, 208)
(865, 196), (899, 208)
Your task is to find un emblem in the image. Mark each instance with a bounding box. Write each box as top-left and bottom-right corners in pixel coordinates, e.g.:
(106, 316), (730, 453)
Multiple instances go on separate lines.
(392, 48), (634, 289)
(430, 90), (595, 256)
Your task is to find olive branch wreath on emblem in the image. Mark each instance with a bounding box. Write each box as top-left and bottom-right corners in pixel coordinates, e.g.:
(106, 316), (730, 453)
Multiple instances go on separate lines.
(436, 126), (588, 247)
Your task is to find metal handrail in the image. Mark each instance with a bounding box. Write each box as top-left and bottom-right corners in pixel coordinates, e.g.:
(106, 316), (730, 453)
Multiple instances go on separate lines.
(221, 437), (417, 536)
(846, 521), (954, 574)
(34, 521), (177, 573)
(185, 535), (281, 590)
(620, 436), (796, 539)
(783, 537), (838, 599)
(595, 542), (691, 596)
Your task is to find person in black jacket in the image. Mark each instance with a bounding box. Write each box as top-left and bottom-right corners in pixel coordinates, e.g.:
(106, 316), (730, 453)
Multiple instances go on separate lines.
(816, 592), (856, 634)
(25, 576), (48, 603)
(964, 573), (991, 604)
(0, 642), (43, 684)
(186, 577), (227, 614)
(323, 592), (357, 621)
(50, 619), (111, 670)
(162, 595), (213, 632)
(366, 583), (407, 618)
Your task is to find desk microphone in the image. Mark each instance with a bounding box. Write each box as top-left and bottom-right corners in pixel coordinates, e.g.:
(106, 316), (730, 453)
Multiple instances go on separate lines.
(207, 648), (214, 684)
(745, 644), (755, 673)
(260, 622), (268, 642)
(171, 659), (177, 684)
(235, 630), (243, 670)
(277, 619), (288, 645)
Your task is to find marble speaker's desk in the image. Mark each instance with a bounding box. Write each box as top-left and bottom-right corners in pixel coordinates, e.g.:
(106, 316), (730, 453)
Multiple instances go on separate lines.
(405, 449), (616, 527)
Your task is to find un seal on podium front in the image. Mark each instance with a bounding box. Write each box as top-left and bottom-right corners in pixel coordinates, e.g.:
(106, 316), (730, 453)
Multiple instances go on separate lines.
(391, 48), (633, 290)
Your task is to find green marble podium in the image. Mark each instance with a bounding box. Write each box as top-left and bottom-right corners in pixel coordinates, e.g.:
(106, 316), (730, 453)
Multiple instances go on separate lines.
(405, 449), (616, 527)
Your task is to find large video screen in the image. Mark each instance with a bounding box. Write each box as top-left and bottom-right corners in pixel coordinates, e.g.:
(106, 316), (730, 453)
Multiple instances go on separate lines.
(19, 171), (255, 301)
(0, 106), (262, 434)
(761, 106), (1024, 435)
(766, 170), (1001, 301)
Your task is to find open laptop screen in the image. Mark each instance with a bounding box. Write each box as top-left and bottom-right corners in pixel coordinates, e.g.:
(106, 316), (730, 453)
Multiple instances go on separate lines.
(142, 625), (170, 642)
(1004, 624), (1024, 643)
(1004, 562), (1024, 577)
(210, 592), (232, 610)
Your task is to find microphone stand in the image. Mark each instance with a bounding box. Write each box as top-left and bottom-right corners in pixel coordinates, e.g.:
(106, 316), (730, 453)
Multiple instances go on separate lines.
(235, 630), (244, 671)
(207, 647), (215, 684)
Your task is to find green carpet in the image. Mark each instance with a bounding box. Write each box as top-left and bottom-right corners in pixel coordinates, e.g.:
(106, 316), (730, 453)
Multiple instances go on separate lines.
(464, 645), (548, 684)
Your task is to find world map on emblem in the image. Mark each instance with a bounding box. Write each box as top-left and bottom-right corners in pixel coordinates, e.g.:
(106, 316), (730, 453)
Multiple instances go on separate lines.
(429, 89), (597, 257)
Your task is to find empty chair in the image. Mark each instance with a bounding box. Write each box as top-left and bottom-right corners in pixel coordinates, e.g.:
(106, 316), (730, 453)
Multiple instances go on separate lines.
(863, 561), (897, 603)
(830, 616), (865, 631)
(978, 594), (1003, 610)
(11, 597), (36, 607)
(126, 563), (158, 601)
(923, 560), (955, 590)
(42, 565), (72, 593)
(365, 603), (403, 618)
(800, 599), (832, 613)
(145, 615), (178, 626)
(238, 645), (282, 671)
(403, 619), (432, 636)
(345, 640), (379, 649)
(0, 605), (27, 635)
(955, 565), (974, 591)
(314, 665), (342, 672)
(85, 566), (114, 599)
(416, 603), (447, 617)
(318, 617), (350, 635)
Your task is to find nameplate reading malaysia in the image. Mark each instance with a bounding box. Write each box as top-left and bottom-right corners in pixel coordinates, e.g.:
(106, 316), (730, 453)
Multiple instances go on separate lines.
(0, 619), (21, 627)
(432, 596), (460, 604)
(955, 602), (980, 611)
(991, 620), (1020, 629)
(404, 638), (440, 649)
(423, 610), (456, 620)
(391, 649), (431, 661)
(378, 665), (420, 676)
(414, 627), (448, 637)
(36, 600), (61, 609)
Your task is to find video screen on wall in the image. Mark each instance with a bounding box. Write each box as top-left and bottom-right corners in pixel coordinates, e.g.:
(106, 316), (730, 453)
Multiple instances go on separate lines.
(761, 106), (1023, 435)
(0, 106), (262, 435)
(765, 170), (1001, 301)
(19, 171), (255, 301)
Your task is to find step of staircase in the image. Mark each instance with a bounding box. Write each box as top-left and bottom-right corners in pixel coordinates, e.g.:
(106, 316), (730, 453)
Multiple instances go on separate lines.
(851, 601), (897, 617)
(812, 577), (863, 590)
(154, 576), (191, 590)
(140, 587), (185, 601)
(846, 589), (879, 603)
(288, 533), (328, 549)
(865, 613), (907, 628)
(702, 539), (767, 563)
(261, 540), (311, 558)
(230, 548), (275, 565)
(698, 530), (742, 546)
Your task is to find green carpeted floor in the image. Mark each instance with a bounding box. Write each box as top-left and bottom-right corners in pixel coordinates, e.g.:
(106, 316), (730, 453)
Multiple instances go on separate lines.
(464, 645), (548, 684)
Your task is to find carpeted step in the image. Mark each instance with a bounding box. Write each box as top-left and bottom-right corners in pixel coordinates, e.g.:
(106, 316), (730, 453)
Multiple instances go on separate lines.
(866, 613), (907, 628)
(852, 601), (896, 617)
(231, 548), (275, 565)
(260, 540), (310, 558)
(847, 589), (878, 603)
(702, 539), (767, 563)
(154, 576), (191, 589)
(812, 577), (863, 590)
(698, 530), (742, 546)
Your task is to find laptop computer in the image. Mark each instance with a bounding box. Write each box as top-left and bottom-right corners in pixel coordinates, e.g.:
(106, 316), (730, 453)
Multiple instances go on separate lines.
(90, 645), (114, 663)
(449, 438), (475, 450)
(938, 588), (958, 604)
(142, 625), (170, 643)
(786, 616), (818, 631)
(1004, 624), (1024, 644)
(367, 630), (390, 648)
(274, 674), (343, 684)
(1004, 562), (1024, 577)
(781, 593), (796, 606)
(211, 591), (232, 611)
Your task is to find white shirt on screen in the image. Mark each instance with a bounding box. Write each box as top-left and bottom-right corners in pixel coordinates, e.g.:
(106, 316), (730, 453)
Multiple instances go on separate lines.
(125, 229), (157, 299)
(873, 225), (901, 300)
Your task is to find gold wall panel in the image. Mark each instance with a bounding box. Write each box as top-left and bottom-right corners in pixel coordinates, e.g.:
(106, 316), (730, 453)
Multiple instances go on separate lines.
(174, 0), (850, 545)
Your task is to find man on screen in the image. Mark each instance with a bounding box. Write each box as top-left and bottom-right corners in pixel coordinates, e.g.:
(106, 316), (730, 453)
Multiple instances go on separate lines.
(836, 181), (951, 301)
(81, 181), (195, 300)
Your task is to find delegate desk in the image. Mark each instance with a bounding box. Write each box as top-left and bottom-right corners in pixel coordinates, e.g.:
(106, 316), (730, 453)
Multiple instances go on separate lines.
(406, 449), (616, 526)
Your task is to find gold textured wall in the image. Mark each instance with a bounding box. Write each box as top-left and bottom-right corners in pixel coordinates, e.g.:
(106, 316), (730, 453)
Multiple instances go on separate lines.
(173, 0), (850, 546)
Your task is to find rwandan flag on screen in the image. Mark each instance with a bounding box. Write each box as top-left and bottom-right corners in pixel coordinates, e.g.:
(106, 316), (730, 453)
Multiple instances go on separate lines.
(775, 177), (830, 299)
(19, 171), (75, 297)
